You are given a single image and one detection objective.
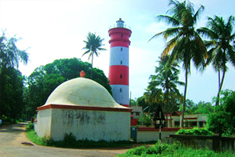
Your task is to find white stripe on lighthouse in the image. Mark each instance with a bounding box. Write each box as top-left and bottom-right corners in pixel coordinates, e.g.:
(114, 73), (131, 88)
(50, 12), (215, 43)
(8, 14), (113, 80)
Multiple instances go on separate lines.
(109, 47), (129, 66)
(111, 85), (129, 105)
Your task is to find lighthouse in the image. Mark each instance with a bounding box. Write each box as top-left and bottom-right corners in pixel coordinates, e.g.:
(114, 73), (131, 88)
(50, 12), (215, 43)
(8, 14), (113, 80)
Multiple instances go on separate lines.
(108, 18), (132, 107)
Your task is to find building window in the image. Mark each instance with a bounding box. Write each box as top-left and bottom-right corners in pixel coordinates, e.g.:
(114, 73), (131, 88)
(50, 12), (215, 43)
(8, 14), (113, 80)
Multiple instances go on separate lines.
(120, 60), (122, 64)
(121, 33), (123, 37)
(136, 112), (140, 116)
(120, 74), (122, 79)
(121, 47), (122, 51)
(120, 88), (122, 92)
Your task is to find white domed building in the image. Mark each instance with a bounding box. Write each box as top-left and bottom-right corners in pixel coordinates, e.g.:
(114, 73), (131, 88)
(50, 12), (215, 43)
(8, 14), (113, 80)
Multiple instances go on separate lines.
(35, 73), (131, 141)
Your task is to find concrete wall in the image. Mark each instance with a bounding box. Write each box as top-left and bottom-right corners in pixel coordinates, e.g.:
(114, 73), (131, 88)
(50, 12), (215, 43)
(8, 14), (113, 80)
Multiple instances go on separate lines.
(48, 108), (130, 141)
(168, 135), (235, 152)
(136, 128), (179, 142)
(35, 109), (52, 138)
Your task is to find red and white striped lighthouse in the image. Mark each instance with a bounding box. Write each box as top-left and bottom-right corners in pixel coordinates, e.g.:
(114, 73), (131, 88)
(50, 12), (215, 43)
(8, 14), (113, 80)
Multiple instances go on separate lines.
(108, 18), (132, 107)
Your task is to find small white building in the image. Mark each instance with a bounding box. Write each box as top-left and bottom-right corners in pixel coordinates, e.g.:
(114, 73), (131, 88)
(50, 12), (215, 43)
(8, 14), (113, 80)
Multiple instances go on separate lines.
(35, 77), (131, 141)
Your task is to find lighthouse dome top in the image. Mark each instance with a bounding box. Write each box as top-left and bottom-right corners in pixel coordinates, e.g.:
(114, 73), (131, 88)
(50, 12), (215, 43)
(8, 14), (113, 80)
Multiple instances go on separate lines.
(43, 77), (126, 108)
(116, 18), (124, 27)
(110, 18), (131, 30)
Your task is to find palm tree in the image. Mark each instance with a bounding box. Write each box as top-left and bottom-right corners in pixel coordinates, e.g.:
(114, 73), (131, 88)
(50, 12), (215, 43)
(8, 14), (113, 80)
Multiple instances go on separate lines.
(197, 16), (235, 106)
(0, 32), (28, 69)
(82, 32), (106, 79)
(148, 55), (184, 126)
(149, 0), (207, 127)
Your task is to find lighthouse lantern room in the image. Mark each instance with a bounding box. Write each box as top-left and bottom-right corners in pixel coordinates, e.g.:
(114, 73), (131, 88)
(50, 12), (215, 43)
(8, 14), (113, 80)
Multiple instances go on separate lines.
(108, 18), (132, 107)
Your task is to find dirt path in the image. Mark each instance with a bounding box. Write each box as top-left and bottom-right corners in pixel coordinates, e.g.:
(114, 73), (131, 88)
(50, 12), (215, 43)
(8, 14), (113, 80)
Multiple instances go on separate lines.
(0, 123), (131, 157)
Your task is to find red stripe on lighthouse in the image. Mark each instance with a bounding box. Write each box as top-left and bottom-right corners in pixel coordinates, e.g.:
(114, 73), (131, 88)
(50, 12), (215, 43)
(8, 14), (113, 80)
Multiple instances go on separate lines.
(109, 41), (130, 48)
(109, 28), (132, 48)
(109, 66), (129, 85)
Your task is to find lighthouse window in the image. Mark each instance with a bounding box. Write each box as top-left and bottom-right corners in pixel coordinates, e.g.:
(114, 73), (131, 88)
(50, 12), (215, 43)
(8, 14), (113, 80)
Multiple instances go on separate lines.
(120, 60), (122, 64)
(120, 74), (122, 79)
(120, 88), (122, 92)
(121, 47), (122, 51)
(121, 33), (123, 37)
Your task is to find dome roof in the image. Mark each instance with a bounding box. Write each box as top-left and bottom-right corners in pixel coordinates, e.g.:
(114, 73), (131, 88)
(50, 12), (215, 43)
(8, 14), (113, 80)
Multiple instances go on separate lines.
(43, 77), (126, 108)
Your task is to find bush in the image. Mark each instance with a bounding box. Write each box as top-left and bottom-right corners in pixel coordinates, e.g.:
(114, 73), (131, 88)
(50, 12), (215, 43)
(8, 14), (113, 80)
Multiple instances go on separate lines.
(176, 128), (213, 136)
(207, 90), (235, 136)
(63, 133), (77, 146)
(119, 142), (235, 157)
(26, 122), (34, 131)
(138, 113), (152, 127)
(1, 115), (16, 124)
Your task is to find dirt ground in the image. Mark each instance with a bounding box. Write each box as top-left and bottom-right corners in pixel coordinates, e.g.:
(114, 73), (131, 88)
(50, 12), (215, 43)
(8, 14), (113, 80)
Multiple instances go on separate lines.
(0, 122), (132, 157)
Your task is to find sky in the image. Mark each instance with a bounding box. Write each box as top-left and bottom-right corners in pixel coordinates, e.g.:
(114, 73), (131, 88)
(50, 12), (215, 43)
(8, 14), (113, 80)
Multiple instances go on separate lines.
(0, 0), (235, 104)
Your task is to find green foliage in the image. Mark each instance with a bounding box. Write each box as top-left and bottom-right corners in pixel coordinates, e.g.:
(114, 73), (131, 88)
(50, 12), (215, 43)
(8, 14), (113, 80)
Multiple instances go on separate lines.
(0, 32), (28, 120)
(26, 122), (34, 131)
(138, 113), (152, 127)
(182, 100), (214, 114)
(1, 115), (16, 124)
(198, 16), (235, 106)
(144, 56), (183, 114)
(82, 32), (106, 79)
(63, 133), (77, 146)
(24, 58), (111, 117)
(176, 128), (213, 136)
(0, 67), (25, 119)
(0, 31), (29, 69)
(207, 90), (235, 136)
(119, 142), (235, 157)
(150, 0), (207, 127)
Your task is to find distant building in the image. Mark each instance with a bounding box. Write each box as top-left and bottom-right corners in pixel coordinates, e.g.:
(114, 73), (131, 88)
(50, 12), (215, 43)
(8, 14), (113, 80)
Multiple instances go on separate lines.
(165, 111), (208, 128)
(131, 106), (142, 119)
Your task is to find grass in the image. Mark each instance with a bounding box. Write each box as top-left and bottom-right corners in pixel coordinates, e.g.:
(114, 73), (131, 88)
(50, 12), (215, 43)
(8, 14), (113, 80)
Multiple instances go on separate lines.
(118, 142), (235, 157)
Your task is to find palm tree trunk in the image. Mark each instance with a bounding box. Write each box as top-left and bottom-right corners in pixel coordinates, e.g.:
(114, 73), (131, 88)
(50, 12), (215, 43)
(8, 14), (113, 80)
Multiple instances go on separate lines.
(91, 52), (94, 79)
(215, 70), (221, 106)
(181, 69), (188, 128)
(216, 69), (226, 106)
(216, 49), (226, 106)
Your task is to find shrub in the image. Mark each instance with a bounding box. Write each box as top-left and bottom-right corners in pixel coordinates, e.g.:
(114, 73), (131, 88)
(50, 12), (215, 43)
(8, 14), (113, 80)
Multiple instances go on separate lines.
(26, 122), (34, 131)
(119, 142), (235, 157)
(138, 113), (152, 127)
(176, 128), (213, 136)
(1, 115), (16, 124)
(125, 146), (148, 156)
(63, 133), (77, 146)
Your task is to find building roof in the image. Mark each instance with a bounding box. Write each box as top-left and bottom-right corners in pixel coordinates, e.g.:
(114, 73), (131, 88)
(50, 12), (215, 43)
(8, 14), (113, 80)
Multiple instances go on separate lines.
(42, 77), (126, 109)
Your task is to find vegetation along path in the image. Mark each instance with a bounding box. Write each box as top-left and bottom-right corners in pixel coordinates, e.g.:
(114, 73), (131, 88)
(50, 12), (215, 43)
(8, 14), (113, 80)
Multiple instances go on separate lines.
(0, 122), (129, 157)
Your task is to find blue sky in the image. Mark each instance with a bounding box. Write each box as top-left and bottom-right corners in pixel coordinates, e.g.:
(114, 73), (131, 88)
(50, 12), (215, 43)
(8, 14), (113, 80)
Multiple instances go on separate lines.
(1, 0), (235, 104)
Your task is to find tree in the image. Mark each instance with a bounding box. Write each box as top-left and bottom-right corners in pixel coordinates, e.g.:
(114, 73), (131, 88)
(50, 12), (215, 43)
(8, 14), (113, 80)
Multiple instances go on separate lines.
(149, 0), (207, 127)
(0, 32), (28, 120)
(25, 58), (112, 117)
(149, 55), (184, 114)
(82, 32), (106, 79)
(197, 16), (235, 106)
(207, 90), (235, 136)
(0, 67), (25, 120)
(0, 32), (28, 68)
(184, 100), (213, 114)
